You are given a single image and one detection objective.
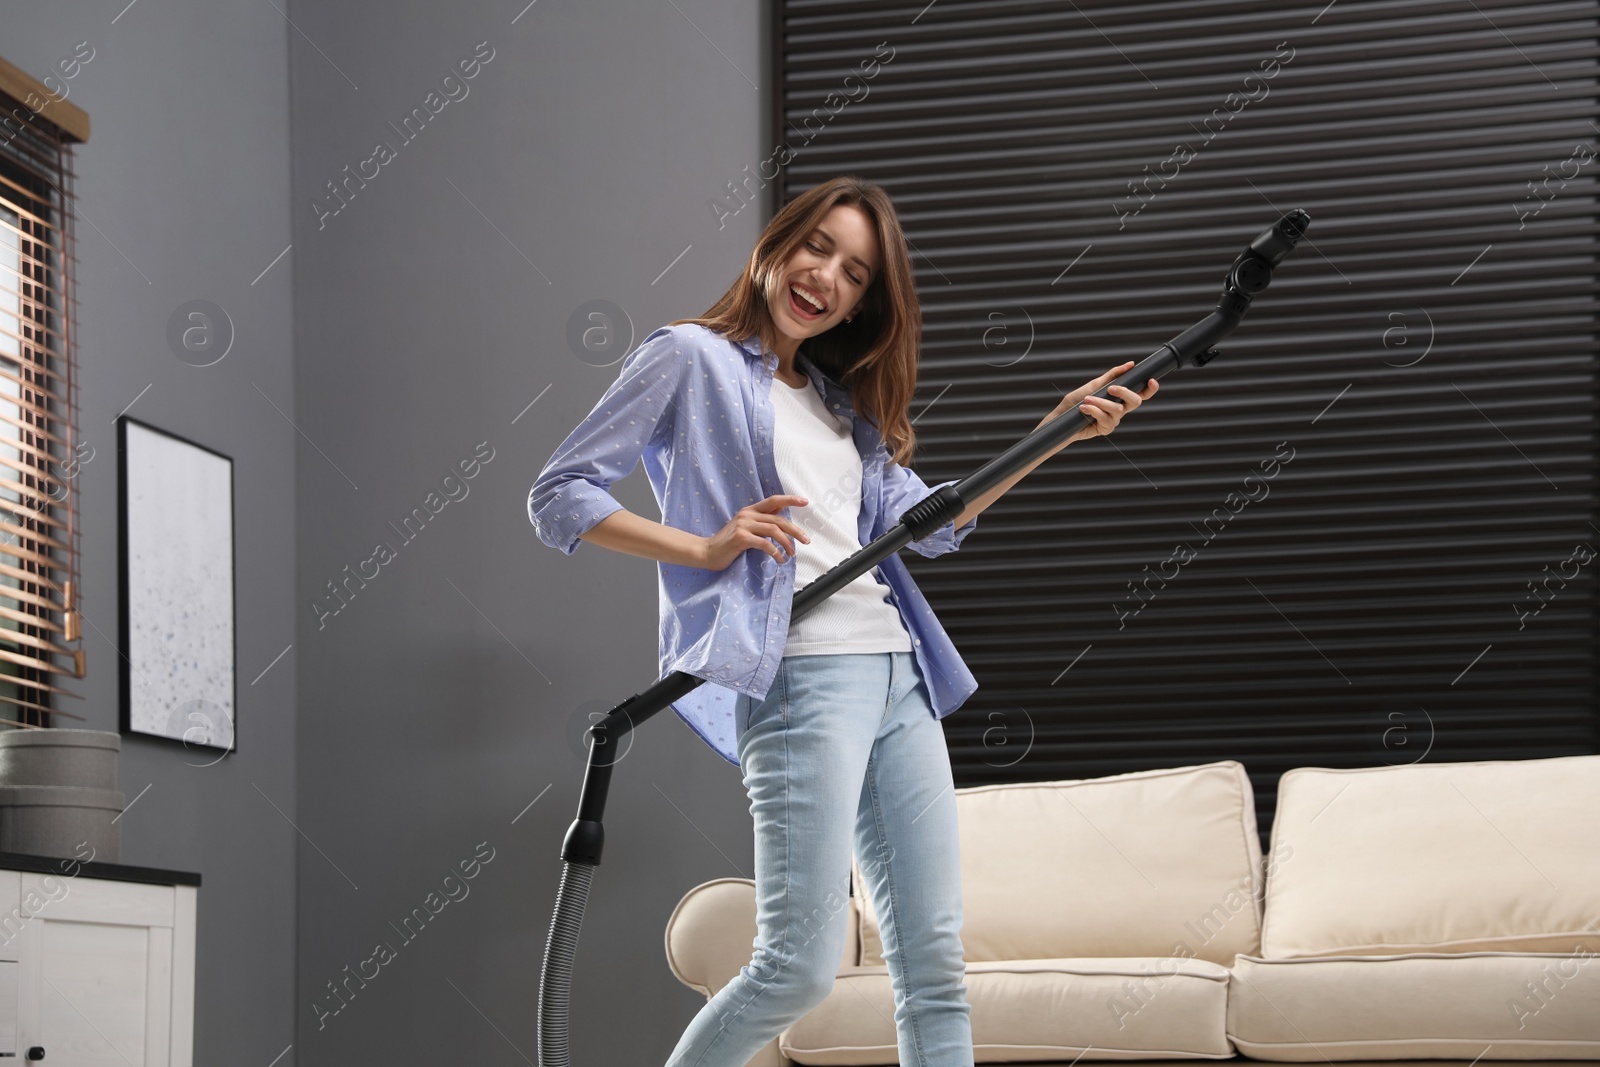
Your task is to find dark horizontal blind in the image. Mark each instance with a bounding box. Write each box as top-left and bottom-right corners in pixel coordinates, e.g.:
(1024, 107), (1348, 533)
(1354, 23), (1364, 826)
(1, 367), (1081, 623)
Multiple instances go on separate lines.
(775, 0), (1600, 846)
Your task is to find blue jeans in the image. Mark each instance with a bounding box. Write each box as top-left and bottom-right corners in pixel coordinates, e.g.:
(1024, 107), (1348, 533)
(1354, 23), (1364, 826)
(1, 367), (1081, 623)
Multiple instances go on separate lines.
(665, 650), (973, 1067)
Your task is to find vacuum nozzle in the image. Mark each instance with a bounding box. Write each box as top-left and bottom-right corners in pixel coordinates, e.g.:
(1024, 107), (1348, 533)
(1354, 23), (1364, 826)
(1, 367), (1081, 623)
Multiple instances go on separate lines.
(1223, 209), (1311, 300)
(1249, 209), (1311, 267)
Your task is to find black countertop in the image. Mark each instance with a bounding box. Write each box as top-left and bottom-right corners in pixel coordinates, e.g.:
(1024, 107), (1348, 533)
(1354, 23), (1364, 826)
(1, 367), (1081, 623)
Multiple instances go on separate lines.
(0, 851), (200, 887)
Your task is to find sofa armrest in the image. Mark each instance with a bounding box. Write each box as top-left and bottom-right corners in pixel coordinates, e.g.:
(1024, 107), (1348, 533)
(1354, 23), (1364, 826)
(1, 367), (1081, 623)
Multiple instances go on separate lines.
(666, 877), (860, 1067)
(663, 877), (862, 1066)
(665, 877), (761, 997)
(665, 877), (862, 993)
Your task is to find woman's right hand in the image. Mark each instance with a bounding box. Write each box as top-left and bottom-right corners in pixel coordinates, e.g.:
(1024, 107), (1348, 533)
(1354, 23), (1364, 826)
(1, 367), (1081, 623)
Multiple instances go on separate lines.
(698, 494), (812, 571)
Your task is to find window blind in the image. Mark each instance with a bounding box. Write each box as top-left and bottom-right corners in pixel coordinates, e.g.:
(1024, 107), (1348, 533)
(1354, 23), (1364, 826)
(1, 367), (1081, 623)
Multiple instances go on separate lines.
(0, 56), (89, 728)
(774, 0), (1600, 846)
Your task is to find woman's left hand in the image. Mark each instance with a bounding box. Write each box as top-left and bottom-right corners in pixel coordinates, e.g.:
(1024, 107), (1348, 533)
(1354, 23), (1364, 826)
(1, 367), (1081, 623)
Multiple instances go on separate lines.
(1041, 360), (1159, 444)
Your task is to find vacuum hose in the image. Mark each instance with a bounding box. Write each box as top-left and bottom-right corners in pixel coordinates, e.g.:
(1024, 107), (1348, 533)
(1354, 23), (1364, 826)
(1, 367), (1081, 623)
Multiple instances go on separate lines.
(535, 210), (1310, 1065)
(537, 860), (594, 1067)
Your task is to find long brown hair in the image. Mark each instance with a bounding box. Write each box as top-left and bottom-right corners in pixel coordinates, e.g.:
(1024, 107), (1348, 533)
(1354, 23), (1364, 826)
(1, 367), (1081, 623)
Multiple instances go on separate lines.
(672, 175), (923, 466)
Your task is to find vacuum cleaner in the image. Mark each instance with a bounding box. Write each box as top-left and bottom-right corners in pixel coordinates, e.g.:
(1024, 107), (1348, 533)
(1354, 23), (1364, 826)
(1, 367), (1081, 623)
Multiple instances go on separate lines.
(536, 209), (1311, 1066)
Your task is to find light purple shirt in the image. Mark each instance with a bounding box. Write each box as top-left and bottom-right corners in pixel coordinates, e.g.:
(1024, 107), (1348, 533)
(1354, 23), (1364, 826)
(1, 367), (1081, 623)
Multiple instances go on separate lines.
(528, 322), (978, 765)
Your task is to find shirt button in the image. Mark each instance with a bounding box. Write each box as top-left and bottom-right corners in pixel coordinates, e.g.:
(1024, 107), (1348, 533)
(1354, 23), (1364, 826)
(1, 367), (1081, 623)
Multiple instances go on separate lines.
(914, 639), (921, 645)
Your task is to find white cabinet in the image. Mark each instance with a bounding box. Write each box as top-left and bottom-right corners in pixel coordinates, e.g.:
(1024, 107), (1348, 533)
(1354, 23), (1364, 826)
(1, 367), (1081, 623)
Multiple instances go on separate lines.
(0, 859), (197, 1066)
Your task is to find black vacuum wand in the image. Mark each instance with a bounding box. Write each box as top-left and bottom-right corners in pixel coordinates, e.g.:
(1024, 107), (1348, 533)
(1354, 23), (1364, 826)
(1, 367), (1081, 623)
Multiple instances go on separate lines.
(536, 209), (1311, 1066)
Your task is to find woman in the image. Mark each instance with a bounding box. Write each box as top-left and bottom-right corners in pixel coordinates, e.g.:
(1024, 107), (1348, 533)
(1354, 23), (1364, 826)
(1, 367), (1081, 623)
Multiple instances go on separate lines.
(529, 175), (1156, 1066)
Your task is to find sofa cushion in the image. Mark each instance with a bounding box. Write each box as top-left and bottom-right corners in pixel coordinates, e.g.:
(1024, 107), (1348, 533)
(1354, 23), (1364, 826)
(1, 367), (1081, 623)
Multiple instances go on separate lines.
(781, 956), (1234, 1065)
(1261, 754), (1600, 958)
(1228, 950), (1600, 1060)
(852, 761), (1265, 969)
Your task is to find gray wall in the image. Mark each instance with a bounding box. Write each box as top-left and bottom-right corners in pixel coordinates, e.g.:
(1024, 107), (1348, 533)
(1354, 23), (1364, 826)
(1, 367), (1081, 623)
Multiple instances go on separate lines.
(4, 4), (299, 1065)
(288, 1), (769, 1062)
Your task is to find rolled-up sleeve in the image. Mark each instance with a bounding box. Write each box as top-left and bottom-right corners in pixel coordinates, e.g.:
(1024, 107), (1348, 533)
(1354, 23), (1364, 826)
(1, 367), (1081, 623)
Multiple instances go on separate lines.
(529, 326), (690, 555)
(878, 455), (977, 558)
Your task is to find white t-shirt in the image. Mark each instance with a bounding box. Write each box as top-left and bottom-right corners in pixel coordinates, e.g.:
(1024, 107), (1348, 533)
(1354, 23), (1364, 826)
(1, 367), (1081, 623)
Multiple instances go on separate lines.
(771, 370), (913, 656)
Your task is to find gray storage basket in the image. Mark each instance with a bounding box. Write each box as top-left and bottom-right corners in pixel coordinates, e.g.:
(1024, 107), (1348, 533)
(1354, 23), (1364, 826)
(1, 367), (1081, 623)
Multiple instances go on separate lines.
(0, 729), (122, 862)
(0, 729), (120, 790)
(0, 785), (123, 863)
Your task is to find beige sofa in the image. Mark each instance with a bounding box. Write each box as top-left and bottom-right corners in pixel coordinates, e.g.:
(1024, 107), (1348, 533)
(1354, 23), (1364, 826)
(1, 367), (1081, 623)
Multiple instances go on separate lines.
(665, 755), (1600, 1066)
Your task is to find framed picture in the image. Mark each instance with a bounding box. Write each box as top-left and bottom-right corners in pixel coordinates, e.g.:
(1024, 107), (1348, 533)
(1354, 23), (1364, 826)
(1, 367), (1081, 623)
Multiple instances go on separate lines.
(117, 416), (237, 755)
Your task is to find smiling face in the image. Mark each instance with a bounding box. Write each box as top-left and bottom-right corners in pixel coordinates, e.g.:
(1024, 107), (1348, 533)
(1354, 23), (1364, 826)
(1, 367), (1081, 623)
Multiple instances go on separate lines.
(768, 203), (881, 353)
